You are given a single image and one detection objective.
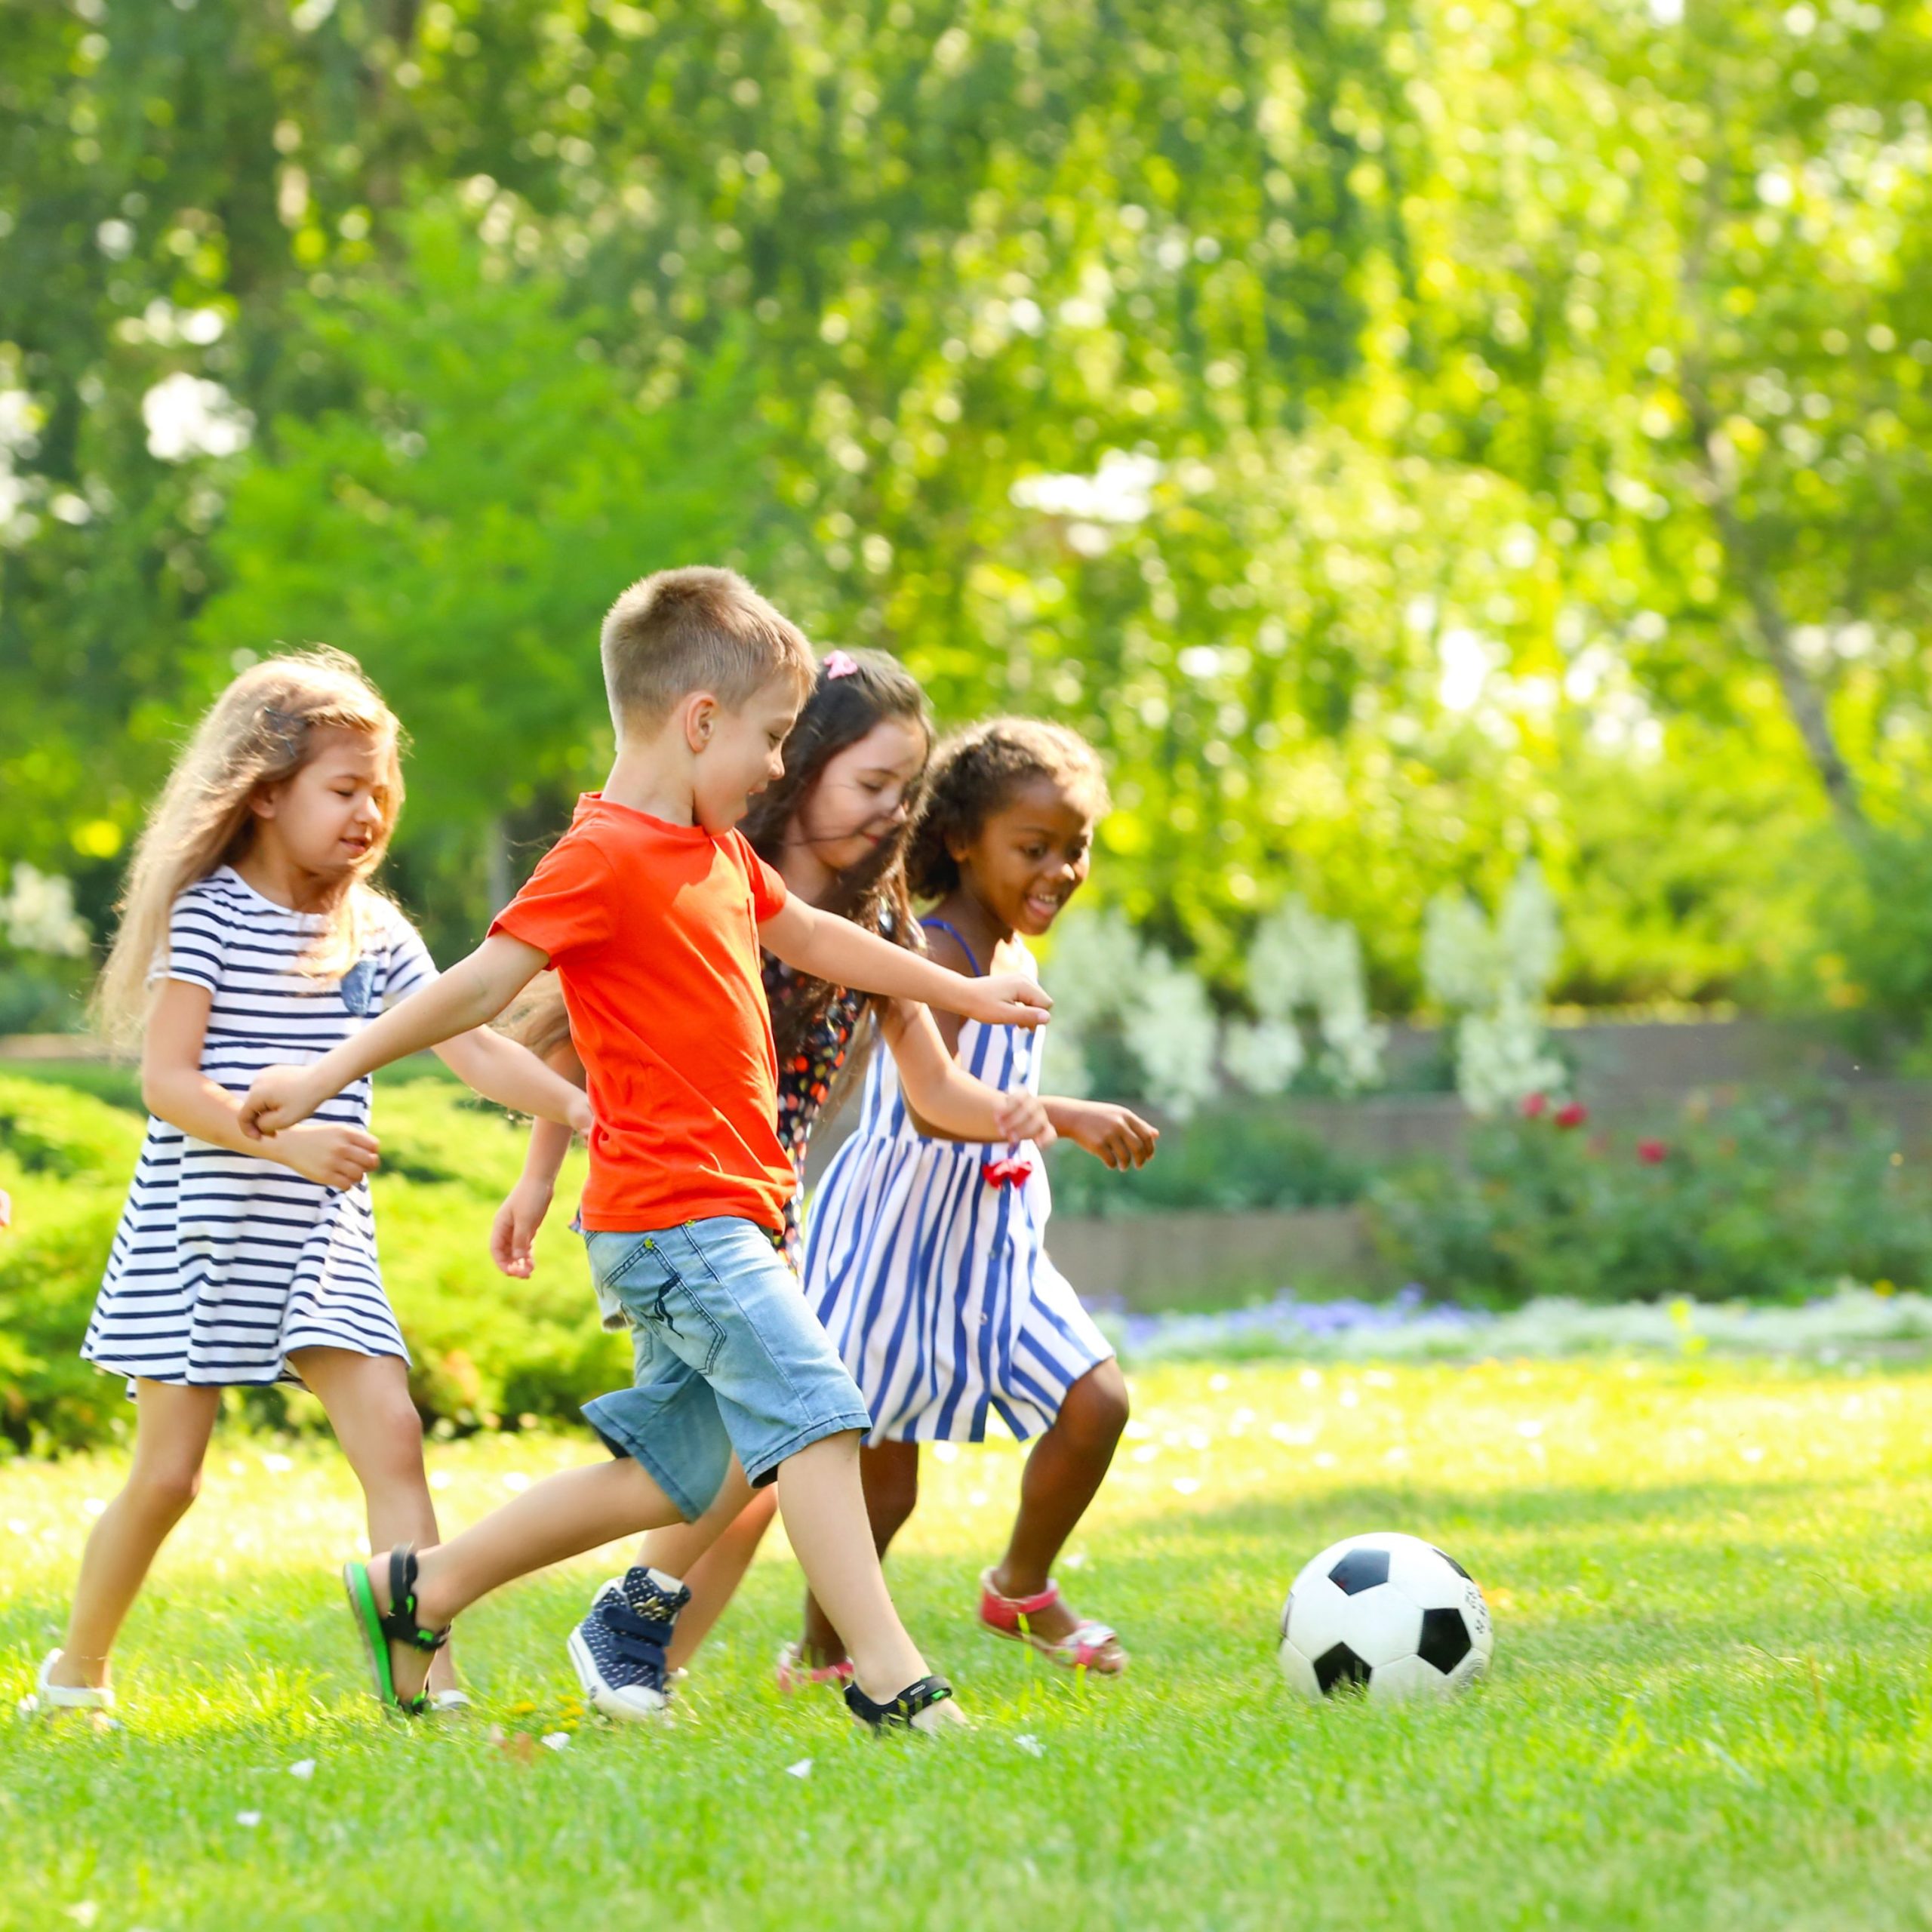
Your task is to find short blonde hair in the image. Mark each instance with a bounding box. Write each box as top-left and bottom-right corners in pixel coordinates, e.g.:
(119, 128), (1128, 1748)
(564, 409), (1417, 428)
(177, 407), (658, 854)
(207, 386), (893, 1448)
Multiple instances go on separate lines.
(600, 566), (816, 730)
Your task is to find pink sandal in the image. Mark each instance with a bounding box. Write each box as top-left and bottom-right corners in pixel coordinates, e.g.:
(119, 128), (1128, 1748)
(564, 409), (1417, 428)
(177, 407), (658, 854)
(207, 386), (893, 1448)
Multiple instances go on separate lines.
(775, 1640), (857, 1695)
(977, 1569), (1127, 1675)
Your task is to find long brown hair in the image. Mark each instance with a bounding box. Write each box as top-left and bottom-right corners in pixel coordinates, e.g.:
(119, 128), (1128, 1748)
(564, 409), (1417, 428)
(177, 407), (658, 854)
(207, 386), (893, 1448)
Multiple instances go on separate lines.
(505, 648), (931, 1089)
(92, 649), (405, 1051)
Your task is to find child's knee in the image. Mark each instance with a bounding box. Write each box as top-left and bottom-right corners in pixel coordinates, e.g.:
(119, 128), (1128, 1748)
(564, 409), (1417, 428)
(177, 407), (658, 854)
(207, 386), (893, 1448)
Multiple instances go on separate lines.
(864, 1449), (919, 1525)
(1066, 1361), (1130, 1447)
(129, 1460), (203, 1516)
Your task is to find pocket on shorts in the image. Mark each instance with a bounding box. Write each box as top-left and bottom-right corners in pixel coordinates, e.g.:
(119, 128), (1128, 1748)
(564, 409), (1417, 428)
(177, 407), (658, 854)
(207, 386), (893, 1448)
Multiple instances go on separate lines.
(586, 1232), (728, 1377)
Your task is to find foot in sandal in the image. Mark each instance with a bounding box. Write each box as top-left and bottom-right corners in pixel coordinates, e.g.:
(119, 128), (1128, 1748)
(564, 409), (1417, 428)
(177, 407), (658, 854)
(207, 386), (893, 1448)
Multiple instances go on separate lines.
(978, 1567), (1127, 1675)
(343, 1545), (451, 1715)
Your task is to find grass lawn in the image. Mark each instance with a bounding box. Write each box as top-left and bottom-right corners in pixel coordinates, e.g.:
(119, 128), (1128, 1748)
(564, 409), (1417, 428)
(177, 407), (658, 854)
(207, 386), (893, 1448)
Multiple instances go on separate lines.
(4, 1355), (1931, 1931)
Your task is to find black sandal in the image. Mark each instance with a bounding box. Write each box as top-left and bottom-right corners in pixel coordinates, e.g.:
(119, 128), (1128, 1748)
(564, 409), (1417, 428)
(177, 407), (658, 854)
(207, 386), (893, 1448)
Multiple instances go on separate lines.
(342, 1545), (450, 1715)
(844, 1673), (955, 1731)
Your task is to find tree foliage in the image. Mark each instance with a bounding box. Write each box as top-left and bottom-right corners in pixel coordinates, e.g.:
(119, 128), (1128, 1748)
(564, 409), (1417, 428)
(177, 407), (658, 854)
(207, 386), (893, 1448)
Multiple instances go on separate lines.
(2, 0), (1927, 1001)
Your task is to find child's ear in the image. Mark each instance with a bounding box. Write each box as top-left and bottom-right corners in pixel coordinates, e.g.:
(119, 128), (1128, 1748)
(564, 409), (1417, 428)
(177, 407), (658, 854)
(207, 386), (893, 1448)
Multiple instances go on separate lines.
(683, 693), (720, 755)
(247, 781), (281, 822)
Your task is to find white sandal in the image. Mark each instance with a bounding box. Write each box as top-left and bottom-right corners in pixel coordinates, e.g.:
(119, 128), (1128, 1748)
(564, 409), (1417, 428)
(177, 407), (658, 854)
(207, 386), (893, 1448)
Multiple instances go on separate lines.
(32, 1650), (115, 1715)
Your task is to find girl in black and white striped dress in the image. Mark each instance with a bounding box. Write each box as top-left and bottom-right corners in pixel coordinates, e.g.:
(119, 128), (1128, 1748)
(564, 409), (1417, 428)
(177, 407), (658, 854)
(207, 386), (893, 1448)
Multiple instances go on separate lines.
(37, 651), (589, 1719)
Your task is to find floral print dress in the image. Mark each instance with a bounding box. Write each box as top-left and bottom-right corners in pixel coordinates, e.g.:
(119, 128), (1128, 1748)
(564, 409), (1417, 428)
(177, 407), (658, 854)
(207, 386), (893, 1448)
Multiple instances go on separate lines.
(765, 951), (867, 1269)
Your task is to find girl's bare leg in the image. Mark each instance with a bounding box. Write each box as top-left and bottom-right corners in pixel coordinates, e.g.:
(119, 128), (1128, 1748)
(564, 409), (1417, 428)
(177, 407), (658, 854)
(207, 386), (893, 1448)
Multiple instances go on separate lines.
(988, 1360), (1129, 1656)
(48, 1381), (222, 1690)
(629, 1458), (775, 1670)
(291, 1346), (460, 1697)
(798, 1440), (920, 1666)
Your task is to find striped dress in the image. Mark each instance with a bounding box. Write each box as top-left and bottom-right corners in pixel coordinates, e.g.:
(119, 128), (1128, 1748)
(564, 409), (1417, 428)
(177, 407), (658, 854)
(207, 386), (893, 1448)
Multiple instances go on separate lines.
(82, 867), (435, 1387)
(804, 934), (1112, 1444)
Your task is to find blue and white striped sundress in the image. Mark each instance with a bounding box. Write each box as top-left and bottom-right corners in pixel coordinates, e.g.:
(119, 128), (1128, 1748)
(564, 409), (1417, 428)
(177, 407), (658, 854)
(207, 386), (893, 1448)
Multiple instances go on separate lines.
(804, 937), (1112, 1444)
(81, 866), (435, 1388)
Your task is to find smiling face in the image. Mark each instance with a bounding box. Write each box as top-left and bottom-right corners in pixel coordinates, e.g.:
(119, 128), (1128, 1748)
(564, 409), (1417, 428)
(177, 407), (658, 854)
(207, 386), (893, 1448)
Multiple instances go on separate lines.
(691, 672), (807, 833)
(790, 715), (929, 877)
(953, 774), (1096, 938)
(248, 728), (395, 879)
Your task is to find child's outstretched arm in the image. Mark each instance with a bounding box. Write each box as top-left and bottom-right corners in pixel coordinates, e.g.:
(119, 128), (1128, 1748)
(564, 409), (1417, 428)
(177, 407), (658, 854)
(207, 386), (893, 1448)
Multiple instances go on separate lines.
(1042, 1095), (1160, 1171)
(434, 1026), (592, 1139)
(239, 933), (552, 1138)
(490, 1042), (586, 1279)
(881, 1000), (1056, 1146)
(761, 900), (1051, 1030)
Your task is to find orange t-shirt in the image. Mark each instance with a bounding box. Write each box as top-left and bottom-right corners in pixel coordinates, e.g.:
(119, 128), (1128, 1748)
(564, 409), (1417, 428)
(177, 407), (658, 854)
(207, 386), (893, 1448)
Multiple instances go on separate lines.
(489, 793), (793, 1233)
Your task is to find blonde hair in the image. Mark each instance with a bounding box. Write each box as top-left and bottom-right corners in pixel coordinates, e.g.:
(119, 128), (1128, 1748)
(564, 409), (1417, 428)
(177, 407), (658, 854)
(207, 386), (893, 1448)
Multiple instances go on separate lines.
(92, 648), (406, 1050)
(600, 566), (815, 730)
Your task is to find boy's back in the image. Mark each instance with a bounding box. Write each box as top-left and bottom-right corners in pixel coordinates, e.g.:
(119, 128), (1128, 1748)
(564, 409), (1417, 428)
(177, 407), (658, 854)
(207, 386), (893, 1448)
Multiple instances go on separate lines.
(491, 791), (794, 1233)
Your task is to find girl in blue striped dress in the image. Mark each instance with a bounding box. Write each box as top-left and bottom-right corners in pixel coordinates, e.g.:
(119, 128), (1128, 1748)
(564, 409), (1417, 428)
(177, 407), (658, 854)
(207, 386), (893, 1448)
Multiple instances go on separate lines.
(799, 718), (1157, 1676)
(36, 651), (586, 1718)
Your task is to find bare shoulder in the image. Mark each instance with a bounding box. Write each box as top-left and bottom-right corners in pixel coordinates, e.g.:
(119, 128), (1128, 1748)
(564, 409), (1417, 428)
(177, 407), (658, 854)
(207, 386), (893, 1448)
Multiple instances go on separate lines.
(917, 919), (979, 979)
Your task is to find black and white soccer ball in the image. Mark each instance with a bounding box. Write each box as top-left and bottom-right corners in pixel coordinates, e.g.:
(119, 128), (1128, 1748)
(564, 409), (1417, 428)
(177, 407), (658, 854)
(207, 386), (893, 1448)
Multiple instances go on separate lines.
(1278, 1532), (1493, 1703)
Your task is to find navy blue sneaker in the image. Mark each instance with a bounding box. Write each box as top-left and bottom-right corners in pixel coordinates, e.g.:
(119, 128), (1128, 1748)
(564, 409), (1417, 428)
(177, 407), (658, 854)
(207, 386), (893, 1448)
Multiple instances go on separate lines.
(567, 1566), (691, 1721)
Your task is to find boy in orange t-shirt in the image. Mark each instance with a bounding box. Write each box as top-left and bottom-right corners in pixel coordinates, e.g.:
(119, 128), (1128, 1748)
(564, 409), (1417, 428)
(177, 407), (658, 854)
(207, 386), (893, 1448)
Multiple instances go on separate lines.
(241, 568), (1048, 1731)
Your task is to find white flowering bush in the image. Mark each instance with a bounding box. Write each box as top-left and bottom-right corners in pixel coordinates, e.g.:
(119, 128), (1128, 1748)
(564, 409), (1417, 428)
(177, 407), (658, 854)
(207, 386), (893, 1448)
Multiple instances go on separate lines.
(1, 863), (89, 958)
(1041, 896), (1386, 1115)
(1228, 897), (1387, 1097)
(1423, 861), (1565, 1115)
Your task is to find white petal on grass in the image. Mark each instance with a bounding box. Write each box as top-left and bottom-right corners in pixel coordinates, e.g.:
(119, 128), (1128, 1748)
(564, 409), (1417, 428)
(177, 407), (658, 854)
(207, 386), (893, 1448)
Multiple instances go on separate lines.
(540, 1731), (571, 1750)
(17, 1694), (40, 1716)
(1014, 1734), (1045, 1758)
(235, 1810), (262, 1828)
(288, 1758), (316, 1780)
(786, 1758), (813, 1779)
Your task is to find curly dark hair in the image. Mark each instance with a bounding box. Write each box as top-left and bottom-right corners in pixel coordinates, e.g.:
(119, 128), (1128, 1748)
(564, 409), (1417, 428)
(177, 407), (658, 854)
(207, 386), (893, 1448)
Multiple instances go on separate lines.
(906, 718), (1111, 900)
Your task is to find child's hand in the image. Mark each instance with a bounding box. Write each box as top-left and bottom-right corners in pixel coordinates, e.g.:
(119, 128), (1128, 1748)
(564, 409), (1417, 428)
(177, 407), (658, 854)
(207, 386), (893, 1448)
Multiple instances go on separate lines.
(238, 1064), (326, 1138)
(567, 1091), (594, 1138)
(275, 1121), (382, 1191)
(961, 974), (1053, 1030)
(1057, 1100), (1159, 1171)
(491, 1178), (555, 1278)
(992, 1091), (1057, 1148)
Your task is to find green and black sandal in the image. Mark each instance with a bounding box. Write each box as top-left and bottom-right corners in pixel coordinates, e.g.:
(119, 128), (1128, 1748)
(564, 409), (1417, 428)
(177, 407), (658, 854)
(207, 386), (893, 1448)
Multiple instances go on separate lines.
(844, 1673), (955, 1732)
(343, 1545), (450, 1715)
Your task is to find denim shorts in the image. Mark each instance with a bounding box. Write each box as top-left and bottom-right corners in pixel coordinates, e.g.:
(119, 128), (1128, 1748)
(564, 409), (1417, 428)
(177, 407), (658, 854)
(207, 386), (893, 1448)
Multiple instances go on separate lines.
(579, 1217), (871, 1520)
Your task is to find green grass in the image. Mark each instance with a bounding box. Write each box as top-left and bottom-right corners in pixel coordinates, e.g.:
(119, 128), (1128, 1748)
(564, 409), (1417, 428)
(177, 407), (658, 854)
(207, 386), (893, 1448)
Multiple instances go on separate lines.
(5, 1356), (1932, 1930)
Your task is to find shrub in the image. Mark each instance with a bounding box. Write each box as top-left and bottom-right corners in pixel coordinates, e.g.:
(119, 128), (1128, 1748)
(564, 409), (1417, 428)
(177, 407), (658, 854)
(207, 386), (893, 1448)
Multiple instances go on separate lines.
(1367, 1091), (1932, 1308)
(1046, 1098), (1367, 1217)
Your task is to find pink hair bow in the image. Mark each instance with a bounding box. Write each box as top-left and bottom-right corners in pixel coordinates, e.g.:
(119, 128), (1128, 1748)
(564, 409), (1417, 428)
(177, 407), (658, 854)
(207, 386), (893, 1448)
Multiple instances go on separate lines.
(981, 1156), (1033, 1189)
(823, 650), (860, 679)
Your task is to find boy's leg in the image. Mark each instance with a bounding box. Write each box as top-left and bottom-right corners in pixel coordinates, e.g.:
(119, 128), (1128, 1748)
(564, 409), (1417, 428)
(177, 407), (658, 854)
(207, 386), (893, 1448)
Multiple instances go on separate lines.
(363, 1456), (685, 1706)
(292, 1346), (458, 1696)
(798, 1441), (920, 1666)
(51, 1381), (220, 1689)
(774, 1432), (937, 1703)
(987, 1359), (1129, 1659)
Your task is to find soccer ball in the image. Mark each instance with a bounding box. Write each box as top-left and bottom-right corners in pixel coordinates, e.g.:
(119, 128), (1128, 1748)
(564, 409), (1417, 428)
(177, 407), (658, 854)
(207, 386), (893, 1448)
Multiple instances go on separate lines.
(1278, 1531), (1493, 1703)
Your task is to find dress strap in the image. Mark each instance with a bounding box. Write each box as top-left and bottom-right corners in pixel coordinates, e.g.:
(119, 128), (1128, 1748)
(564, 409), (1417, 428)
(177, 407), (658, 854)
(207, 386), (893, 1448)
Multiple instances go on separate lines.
(919, 916), (983, 977)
